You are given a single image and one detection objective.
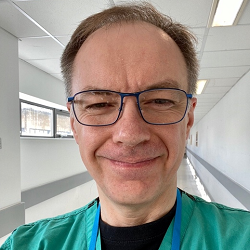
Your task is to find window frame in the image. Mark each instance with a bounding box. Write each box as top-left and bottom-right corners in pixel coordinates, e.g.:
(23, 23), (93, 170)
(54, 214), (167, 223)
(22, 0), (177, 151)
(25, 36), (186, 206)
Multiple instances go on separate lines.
(54, 109), (73, 138)
(20, 99), (73, 138)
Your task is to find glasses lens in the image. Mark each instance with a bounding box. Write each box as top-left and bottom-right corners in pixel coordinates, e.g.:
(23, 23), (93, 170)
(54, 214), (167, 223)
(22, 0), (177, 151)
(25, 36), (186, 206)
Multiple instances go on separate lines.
(73, 91), (121, 126)
(139, 89), (188, 124)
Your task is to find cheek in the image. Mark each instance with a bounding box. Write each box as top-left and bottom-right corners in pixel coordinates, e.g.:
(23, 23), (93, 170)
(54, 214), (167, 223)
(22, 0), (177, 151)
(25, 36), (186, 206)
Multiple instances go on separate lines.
(76, 126), (107, 166)
(78, 128), (96, 156)
(161, 124), (186, 161)
(178, 124), (187, 157)
(76, 129), (100, 179)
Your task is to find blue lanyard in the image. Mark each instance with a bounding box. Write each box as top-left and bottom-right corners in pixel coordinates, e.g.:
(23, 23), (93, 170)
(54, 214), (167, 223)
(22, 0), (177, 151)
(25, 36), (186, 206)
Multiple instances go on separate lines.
(89, 204), (101, 250)
(89, 189), (182, 250)
(171, 188), (182, 250)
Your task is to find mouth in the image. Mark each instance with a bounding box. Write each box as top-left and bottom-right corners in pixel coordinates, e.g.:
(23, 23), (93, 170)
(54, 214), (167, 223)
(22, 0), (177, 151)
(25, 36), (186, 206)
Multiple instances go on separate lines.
(103, 156), (159, 168)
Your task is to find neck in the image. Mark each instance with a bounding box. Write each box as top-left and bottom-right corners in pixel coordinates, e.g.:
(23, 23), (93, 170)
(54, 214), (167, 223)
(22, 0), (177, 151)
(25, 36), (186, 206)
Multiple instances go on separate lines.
(97, 185), (177, 227)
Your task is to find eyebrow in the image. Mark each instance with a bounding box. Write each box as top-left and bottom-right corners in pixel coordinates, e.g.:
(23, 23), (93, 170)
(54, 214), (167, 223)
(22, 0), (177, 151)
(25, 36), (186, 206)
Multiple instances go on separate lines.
(144, 80), (181, 90)
(79, 86), (102, 91)
(78, 80), (181, 93)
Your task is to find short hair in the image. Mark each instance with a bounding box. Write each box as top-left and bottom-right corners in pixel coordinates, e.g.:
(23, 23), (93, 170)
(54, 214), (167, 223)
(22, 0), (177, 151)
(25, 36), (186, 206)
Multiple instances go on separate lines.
(61, 2), (198, 97)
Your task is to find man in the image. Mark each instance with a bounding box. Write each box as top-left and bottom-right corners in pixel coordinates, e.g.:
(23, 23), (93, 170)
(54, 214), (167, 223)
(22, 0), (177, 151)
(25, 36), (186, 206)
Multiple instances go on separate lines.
(1, 2), (250, 250)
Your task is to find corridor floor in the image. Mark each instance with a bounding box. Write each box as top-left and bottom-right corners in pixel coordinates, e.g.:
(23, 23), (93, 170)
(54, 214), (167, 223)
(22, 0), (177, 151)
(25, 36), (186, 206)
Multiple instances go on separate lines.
(177, 157), (211, 201)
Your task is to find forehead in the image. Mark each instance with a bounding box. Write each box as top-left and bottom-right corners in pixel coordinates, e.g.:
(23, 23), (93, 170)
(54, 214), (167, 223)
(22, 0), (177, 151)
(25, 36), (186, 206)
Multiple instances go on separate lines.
(72, 21), (188, 93)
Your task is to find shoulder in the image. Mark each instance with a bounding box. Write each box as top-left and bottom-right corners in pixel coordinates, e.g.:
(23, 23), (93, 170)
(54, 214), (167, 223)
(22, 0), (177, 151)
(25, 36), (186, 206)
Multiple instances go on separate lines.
(17, 198), (98, 231)
(187, 192), (249, 217)
(183, 193), (250, 234)
(181, 192), (250, 248)
(1, 198), (98, 250)
(183, 191), (250, 220)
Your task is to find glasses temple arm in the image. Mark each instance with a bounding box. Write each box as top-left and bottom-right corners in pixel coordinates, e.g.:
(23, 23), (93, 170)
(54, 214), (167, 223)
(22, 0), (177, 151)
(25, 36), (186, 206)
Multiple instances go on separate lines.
(68, 97), (74, 102)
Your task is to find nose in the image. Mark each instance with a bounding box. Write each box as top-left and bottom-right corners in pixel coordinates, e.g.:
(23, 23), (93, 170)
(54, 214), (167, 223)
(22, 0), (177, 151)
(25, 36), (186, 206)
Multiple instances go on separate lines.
(112, 98), (151, 147)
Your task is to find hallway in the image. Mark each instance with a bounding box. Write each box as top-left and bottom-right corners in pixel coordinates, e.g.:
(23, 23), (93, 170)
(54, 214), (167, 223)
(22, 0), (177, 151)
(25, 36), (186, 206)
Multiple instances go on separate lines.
(177, 158), (211, 202)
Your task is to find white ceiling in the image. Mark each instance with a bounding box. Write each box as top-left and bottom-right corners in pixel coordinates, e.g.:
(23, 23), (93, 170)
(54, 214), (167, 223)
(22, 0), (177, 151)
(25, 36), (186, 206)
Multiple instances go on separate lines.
(0, 0), (250, 124)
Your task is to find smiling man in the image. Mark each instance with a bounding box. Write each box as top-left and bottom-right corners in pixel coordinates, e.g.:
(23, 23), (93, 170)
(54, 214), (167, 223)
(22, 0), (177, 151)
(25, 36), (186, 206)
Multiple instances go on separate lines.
(1, 2), (250, 250)
(69, 20), (195, 227)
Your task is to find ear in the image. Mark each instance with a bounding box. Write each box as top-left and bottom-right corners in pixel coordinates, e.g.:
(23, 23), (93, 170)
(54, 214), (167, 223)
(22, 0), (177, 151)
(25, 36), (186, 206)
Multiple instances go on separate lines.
(67, 102), (79, 145)
(185, 97), (197, 140)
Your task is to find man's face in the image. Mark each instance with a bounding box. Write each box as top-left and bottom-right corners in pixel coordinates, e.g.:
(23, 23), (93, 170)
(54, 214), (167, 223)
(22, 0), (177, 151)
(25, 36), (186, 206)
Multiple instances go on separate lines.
(69, 22), (196, 207)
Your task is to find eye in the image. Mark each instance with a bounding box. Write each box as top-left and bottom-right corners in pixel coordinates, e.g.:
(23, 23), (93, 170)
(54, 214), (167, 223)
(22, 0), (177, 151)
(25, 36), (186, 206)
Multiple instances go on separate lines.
(145, 98), (175, 108)
(85, 102), (114, 110)
(153, 99), (175, 105)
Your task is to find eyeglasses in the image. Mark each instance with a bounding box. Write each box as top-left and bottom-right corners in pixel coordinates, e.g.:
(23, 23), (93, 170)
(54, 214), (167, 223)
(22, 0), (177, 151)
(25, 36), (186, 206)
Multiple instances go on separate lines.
(68, 88), (192, 126)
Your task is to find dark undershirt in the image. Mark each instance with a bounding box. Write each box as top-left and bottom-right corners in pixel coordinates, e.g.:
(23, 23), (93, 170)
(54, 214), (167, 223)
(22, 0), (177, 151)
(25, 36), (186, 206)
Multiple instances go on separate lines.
(100, 201), (177, 250)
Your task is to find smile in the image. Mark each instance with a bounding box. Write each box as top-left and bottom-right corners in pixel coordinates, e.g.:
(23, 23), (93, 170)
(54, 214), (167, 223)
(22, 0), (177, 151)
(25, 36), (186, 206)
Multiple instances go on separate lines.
(104, 157), (159, 168)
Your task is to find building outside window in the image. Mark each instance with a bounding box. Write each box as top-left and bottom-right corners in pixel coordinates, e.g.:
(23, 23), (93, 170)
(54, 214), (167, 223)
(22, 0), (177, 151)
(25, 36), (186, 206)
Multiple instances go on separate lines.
(55, 111), (73, 138)
(21, 102), (53, 137)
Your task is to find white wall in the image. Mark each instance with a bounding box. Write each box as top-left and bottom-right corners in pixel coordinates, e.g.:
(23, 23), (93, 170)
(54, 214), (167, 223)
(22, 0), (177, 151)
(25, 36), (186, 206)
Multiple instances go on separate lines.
(0, 27), (21, 209)
(187, 70), (250, 209)
(19, 59), (66, 106)
(21, 138), (85, 190)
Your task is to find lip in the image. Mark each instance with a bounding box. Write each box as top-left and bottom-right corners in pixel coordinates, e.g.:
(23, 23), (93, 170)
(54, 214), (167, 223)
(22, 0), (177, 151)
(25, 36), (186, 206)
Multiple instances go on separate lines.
(102, 156), (159, 168)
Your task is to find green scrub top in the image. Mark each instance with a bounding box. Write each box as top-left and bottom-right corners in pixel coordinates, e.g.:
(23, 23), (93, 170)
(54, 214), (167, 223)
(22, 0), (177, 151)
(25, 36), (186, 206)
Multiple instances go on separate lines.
(1, 192), (250, 249)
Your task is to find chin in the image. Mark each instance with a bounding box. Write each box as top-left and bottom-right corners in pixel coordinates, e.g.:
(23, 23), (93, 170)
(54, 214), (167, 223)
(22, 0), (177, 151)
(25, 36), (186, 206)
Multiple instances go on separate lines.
(101, 179), (165, 206)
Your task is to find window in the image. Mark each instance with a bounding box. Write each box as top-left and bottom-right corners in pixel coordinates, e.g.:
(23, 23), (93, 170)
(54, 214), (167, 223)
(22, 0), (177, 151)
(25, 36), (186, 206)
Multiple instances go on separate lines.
(21, 101), (54, 137)
(55, 110), (73, 138)
(20, 100), (72, 138)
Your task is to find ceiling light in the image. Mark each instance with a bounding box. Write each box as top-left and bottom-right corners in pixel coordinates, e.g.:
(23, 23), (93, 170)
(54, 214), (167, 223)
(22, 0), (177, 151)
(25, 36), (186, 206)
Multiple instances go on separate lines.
(196, 80), (207, 95)
(212, 0), (245, 27)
